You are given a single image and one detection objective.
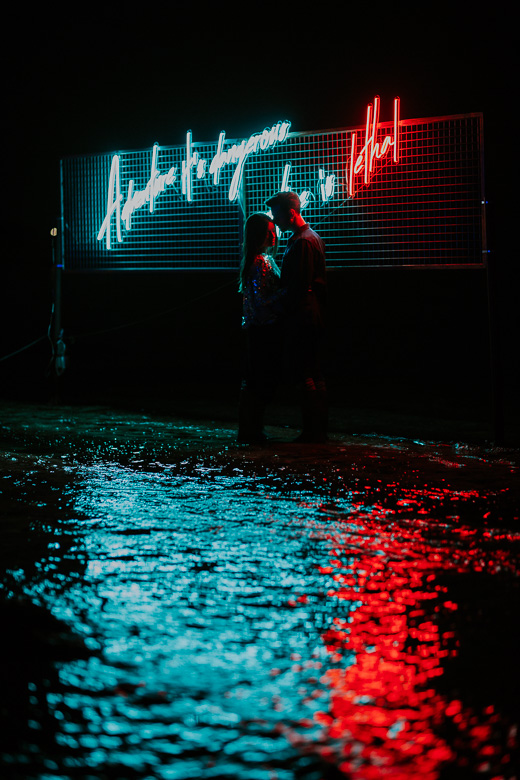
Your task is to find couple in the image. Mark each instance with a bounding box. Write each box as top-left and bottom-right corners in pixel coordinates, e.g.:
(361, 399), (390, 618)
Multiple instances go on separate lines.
(238, 190), (327, 444)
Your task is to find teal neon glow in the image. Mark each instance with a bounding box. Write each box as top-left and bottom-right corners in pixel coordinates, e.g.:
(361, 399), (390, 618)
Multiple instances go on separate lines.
(319, 169), (336, 203)
(181, 132), (199, 202)
(149, 143), (159, 211)
(97, 155), (122, 249)
(122, 144), (177, 230)
(98, 144), (178, 249)
(281, 163), (313, 210)
(210, 132), (226, 186)
(98, 121), (291, 248)
(209, 121), (291, 201)
(64, 104), (487, 271)
(269, 164), (312, 238)
(97, 100), (399, 250)
(281, 163), (291, 191)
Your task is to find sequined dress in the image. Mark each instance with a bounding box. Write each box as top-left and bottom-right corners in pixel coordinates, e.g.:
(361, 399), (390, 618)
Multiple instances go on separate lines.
(242, 254), (282, 329)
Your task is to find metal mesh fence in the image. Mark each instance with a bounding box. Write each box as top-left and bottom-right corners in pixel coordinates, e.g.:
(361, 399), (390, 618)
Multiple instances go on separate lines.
(61, 113), (485, 271)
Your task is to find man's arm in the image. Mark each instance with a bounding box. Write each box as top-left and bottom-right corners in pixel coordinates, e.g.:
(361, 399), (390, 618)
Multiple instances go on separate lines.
(280, 238), (315, 314)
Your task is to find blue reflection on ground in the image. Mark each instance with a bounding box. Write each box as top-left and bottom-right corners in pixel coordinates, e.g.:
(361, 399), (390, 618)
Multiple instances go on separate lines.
(0, 405), (519, 779)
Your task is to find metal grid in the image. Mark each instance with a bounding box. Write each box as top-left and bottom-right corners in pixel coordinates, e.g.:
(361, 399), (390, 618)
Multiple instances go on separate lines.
(61, 144), (243, 271)
(61, 113), (485, 271)
(246, 114), (485, 268)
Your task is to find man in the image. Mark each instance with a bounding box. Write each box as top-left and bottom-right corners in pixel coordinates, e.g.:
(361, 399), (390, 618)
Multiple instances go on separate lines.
(265, 191), (328, 442)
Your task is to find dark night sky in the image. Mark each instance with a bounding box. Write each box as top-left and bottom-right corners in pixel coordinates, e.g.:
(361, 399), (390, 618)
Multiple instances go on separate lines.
(5, 3), (511, 199)
(1, 2), (517, 375)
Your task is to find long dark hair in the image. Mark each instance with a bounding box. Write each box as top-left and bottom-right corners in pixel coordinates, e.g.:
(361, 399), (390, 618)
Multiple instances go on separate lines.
(238, 213), (278, 293)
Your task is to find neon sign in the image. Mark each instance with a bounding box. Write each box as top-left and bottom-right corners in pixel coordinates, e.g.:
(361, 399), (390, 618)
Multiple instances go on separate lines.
(98, 121), (291, 250)
(209, 121), (291, 200)
(97, 101), (400, 250)
(280, 97), (399, 206)
(63, 105), (486, 271)
(97, 144), (179, 249)
(347, 96), (400, 198)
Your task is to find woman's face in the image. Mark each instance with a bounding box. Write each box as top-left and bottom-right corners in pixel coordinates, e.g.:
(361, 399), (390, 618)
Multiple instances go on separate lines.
(262, 222), (277, 251)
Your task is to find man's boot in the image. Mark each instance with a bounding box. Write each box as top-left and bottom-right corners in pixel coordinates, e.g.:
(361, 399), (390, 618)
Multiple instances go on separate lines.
(315, 380), (328, 441)
(294, 379), (327, 443)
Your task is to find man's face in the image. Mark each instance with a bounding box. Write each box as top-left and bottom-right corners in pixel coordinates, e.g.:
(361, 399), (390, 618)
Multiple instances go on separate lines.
(270, 205), (293, 232)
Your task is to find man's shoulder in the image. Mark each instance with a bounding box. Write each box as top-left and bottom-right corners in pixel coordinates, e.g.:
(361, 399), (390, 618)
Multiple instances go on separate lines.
(296, 225), (325, 251)
(289, 224), (318, 241)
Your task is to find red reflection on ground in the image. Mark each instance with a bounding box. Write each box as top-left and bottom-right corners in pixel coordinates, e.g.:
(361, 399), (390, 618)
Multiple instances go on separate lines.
(286, 498), (519, 778)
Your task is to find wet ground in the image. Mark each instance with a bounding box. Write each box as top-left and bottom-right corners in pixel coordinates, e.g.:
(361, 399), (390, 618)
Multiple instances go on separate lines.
(1, 401), (519, 780)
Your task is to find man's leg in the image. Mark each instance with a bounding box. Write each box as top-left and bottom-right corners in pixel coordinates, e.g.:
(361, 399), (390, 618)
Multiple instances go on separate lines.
(294, 377), (327, 443)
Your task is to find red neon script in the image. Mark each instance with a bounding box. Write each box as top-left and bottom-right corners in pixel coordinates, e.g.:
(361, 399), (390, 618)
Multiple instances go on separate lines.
(347, 96), (400, 198)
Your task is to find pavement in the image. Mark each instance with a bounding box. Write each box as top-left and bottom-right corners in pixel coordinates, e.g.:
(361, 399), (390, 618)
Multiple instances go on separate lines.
(0, 400), (519, 779)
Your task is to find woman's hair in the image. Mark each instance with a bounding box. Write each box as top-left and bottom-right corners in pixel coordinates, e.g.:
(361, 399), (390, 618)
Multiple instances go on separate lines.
(238, 212), (278, 292)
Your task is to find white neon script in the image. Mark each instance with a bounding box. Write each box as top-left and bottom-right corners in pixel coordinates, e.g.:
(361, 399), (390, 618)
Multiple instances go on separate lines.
(210, 121), (291, 201)
(319, 168), (336, 202)
(98, 155), (122, 249)
(96, 101), (401, 250)
(98, 121), (291, 249)
(346, 96), (400, 198)
(97, 145), (178, 249)
(281, 163), (313, 209)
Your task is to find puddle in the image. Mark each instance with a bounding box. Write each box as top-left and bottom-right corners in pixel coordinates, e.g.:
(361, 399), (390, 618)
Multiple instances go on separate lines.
(1, 404), (519, 778)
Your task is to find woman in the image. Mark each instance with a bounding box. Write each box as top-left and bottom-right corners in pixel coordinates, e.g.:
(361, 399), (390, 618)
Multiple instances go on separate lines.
(238, 213), (283, 443)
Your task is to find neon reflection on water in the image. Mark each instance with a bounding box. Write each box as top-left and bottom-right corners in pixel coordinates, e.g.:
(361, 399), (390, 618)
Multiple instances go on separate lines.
(7, 448), (518, 779)
(278, 491), (519, 779)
